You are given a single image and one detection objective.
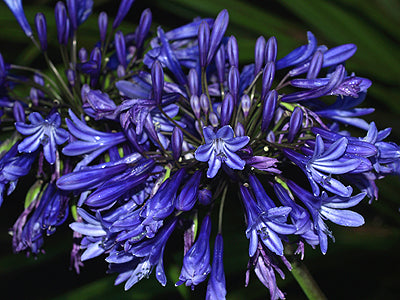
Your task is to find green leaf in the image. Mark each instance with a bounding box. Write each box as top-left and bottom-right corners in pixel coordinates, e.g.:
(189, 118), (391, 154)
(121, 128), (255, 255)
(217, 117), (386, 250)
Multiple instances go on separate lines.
(24, 180), (43, 209)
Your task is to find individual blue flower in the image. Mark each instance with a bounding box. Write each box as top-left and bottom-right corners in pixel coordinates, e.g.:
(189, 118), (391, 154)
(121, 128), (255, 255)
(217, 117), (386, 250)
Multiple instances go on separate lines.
(16, 112), (69, 164)
(195, 125), (250, 178)
(108, 218), (177, 290)
(62, 109), (126, 168)
(176, 215), (212, 289)
(240, 185), (295, 257)
(140, 169), (184, 238)
(206, 233), (226, 300)
(0, 143), (36, 206)
(70, 208), (117, 261)
(12, 183), (69, 254)
(287, 179), (365, 254)
(284, 134), (361, 197)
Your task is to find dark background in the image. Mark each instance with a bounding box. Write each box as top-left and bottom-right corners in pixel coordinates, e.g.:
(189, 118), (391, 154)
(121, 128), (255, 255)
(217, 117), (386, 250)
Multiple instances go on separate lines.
(1, 0), (400, 299)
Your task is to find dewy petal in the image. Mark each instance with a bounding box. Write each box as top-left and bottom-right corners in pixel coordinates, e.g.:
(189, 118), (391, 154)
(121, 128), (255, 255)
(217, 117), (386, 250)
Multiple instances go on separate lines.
(69, 222), (106, 237)
(323, 192), (366, 209)
(17, 128), (44, 153)
(316, 137), (348, 162)
(312, 158), (360, 174)
(320, 207), (364, 227)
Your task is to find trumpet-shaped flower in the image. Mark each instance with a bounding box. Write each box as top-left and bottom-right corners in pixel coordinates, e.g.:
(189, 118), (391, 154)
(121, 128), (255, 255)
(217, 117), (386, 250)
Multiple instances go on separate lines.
(16, 112), (69, 164)
(195, 126), (249, 178)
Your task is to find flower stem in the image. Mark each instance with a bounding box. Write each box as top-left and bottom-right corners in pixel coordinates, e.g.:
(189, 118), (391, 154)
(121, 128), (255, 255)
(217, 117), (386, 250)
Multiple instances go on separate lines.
(290, 256), (328, 300)
(218, 185), (228, 233)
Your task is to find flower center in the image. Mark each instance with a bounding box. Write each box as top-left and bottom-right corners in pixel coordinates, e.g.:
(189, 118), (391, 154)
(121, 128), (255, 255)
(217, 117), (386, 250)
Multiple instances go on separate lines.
(213, 138), (226, 159)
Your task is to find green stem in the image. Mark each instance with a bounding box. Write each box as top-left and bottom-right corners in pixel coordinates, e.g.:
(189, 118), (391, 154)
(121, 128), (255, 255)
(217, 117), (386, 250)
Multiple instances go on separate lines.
(290, 255), (328, 300)
(218, 185), (228, 233)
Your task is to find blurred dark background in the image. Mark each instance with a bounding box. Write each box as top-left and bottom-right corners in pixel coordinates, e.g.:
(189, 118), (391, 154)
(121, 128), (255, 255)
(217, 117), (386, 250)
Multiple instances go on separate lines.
(1, 0), (400, 299)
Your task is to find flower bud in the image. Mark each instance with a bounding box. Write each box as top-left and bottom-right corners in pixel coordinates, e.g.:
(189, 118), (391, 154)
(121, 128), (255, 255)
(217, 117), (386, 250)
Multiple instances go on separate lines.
(113, 0), (135, 29)
(261, 62), (275, 101)
(254, 36), (266, 75)
(136, 8), (152, 51)
(188, 69), (199, 96)
(55, 2), (67, 45)
(228, 66), (239, 104)
(98, 12), (108, 45)
(241, 94), (251, 118)
(66, 0), (78, 30)
(190, 95), (201, 119)
(79, 47), (88, 62)
(220, 92), (234, 126)
(4, 0), (32, 37)
(13, 101), (25, 123)
(261, 90), (277, 132)
(198, 189), (212, 205)
(265, 36), (277, 62)
(151, 61), (164, 105)
(35, 13), (47, 51)
(198, 21), (210, 68)
(171, 126), (183, 161)
(175, 171), (202, 211)
(207, 9), (229, 65)
(115, 31), (127, 68)
(209, 112), (219, 127)
(287, 106), (304, 143)
(235, 122), (245, 137)
(227, 35), (238, 68)
(200, 94), (209, 115)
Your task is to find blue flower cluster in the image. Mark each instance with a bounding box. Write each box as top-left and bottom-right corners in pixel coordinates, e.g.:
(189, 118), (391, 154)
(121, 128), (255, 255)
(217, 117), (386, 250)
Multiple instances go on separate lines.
(1, 0), (399, 299)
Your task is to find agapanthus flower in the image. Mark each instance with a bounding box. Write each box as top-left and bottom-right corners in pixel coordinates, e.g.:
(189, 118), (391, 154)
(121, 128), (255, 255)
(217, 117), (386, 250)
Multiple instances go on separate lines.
(195, 125), (250, 178)
(16, 112), (69, 164)
(1, 3), (399, 300)
(176, 215), (212, 289)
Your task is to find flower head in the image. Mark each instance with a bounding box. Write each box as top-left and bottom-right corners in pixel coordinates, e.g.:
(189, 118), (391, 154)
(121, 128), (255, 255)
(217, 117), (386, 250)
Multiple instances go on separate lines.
(1, 4), (399, 300)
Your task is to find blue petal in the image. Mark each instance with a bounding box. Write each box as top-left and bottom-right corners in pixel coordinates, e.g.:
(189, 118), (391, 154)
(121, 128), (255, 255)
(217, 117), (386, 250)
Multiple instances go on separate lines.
(224, 149), (245, 170)
(320, 207), (365, 227)
(216, 125), (234, 140)
(194, 143), (213, 162)
(203, 126), (216, 143)
(207, 152), (221, 178)
(224, 136), (250, 152)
